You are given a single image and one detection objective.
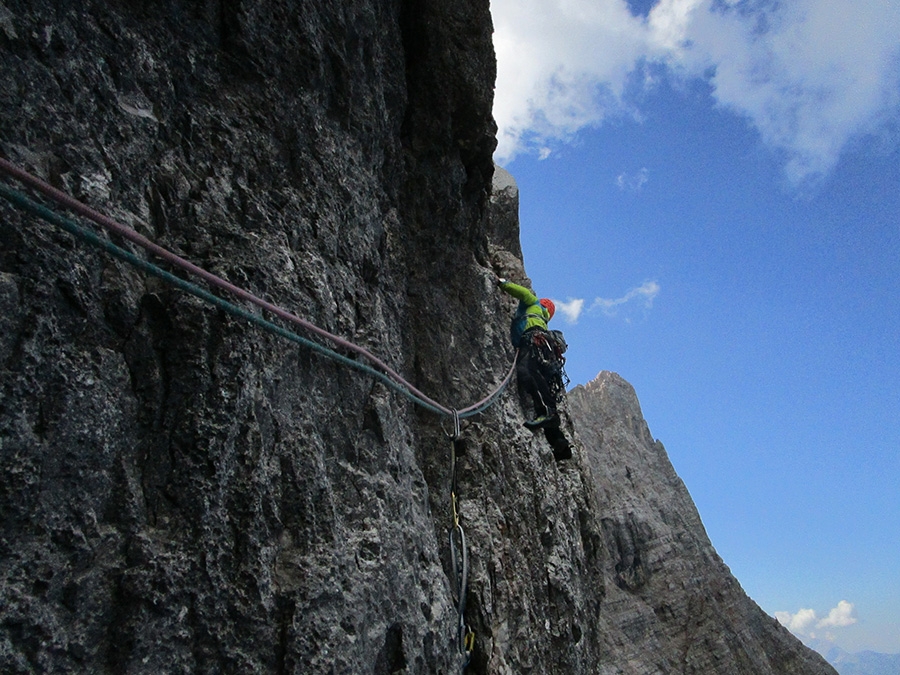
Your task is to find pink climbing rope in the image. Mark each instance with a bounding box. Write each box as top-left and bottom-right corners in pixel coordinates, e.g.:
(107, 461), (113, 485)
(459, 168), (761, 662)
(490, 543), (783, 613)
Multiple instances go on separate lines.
(0, 156), (515, 418)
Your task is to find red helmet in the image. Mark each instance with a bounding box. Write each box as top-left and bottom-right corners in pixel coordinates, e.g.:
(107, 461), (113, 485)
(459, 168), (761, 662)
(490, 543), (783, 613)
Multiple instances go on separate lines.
(539, 298), (555, 319)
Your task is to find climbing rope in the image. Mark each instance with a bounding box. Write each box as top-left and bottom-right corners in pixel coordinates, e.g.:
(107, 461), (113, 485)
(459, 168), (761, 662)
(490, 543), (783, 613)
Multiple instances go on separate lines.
(0, 158), (515, 419)
(446, 412), (475, 671)
(0, 156), (515, 667)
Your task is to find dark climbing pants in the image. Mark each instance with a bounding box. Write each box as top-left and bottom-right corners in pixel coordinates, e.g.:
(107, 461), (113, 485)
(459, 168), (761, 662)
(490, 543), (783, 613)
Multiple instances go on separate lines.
(516, 330), (558, 418)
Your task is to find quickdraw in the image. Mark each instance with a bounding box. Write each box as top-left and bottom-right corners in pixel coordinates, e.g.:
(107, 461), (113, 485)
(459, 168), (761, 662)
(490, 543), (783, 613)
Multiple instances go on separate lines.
(445, 410), (474, 671)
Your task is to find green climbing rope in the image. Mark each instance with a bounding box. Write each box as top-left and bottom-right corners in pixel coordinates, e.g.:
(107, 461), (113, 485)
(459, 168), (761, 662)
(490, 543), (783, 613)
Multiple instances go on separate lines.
(0, 181), (514, 419)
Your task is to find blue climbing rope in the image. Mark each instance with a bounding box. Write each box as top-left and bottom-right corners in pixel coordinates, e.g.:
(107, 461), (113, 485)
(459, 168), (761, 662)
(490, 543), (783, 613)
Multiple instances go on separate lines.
(0, 162), (520, 670)
(0, 181), (511, 417)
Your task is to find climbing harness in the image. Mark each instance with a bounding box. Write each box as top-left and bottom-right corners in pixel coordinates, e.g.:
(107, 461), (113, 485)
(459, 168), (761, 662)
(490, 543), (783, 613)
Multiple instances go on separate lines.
(446, 410), (475, 671)
(0, 156), (521, 668)
(531, 330), (570, 401)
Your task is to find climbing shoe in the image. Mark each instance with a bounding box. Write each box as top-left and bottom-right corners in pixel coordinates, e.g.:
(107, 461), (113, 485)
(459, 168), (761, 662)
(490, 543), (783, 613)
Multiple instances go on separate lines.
(523, 414), (558, 430)
(552, 438), (573, 461)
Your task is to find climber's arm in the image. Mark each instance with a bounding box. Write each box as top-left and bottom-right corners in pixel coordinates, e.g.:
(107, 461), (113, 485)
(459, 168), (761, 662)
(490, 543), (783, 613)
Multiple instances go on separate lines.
(498, 279), (538, 305)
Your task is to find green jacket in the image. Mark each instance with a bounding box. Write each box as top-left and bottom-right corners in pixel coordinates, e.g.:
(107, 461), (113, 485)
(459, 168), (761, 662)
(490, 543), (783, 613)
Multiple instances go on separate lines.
(500, 280), (550, 346)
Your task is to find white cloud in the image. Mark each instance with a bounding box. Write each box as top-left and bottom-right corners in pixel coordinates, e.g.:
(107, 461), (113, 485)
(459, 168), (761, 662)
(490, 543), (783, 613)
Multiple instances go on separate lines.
(775, 601), (857, 637)
(551, 298), (585, 323)
(546, 282), (659, 324)
(616, 167), (650, 191)
(679, 0), (900, 183)
(491, 0), (900, 182)
(492, 0), (651, 160)
(817, 600), (858, 629)
(775, 608), (818, 634)
(590, 280), (660, 315)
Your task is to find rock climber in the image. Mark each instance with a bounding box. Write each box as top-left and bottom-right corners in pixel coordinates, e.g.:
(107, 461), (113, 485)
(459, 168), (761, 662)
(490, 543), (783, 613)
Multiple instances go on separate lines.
(495, 274), (573, 460)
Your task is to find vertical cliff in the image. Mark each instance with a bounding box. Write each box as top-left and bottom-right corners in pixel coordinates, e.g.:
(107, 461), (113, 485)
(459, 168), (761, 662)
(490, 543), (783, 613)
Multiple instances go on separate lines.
(566, 373), (837, 674)
(0, 1), (834, 673)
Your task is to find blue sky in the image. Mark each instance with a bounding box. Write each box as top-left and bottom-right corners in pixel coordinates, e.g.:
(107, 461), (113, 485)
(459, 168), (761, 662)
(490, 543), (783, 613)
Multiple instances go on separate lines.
(490, 0), (900, 656)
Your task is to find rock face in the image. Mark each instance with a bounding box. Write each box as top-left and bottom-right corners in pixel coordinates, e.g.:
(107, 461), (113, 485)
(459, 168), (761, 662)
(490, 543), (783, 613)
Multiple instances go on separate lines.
(0, 1), (835, 674)
(566, 374), (836, 674)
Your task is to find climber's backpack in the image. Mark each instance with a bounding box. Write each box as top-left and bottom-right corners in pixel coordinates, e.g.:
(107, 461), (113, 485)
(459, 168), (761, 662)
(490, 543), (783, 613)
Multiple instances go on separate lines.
(548, 329), (567, 356)
(509, 312), (527, 348)
(510, 308), (546, 348)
